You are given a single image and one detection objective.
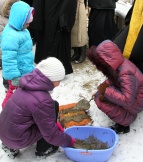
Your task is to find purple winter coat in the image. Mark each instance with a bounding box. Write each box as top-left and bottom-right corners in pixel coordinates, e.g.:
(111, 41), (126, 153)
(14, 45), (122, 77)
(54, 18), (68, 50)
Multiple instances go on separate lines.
(88, 40), (143, 126)
(0, 69), (72, 149)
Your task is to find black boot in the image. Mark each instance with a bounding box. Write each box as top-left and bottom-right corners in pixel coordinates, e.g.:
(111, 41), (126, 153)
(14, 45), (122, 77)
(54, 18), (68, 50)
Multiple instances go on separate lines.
(35, 138), (59, 159)
(110, 123), (130, 134)
(71, 47), (80, 61)
(2, 144), (19, 159)
(75, 45), (86, 64)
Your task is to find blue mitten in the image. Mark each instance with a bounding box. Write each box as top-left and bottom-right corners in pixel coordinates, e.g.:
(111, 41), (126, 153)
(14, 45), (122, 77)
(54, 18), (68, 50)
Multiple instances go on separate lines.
(11, 77), (20, 86)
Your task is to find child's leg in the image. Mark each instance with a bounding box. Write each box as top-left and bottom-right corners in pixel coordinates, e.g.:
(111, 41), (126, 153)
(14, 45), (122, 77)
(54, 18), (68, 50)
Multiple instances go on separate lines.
(3, 78), (9, 92)
(35, 101), (59, 158)
(0, 56), (9, 91)
(95, 97), (137, 126)
(2, 80), (17, 108)
(54, 100), (59, 120)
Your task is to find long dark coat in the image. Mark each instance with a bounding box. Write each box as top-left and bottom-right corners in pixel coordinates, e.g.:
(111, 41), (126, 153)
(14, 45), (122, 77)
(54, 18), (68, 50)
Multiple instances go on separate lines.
(32, 0), (77, 75)
(88, 0), (118, 47)
(22, 0), (33, 6)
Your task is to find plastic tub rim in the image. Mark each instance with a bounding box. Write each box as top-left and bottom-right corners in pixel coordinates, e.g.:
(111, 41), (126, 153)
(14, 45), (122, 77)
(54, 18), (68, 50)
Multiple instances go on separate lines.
(62, 126), (119, 151)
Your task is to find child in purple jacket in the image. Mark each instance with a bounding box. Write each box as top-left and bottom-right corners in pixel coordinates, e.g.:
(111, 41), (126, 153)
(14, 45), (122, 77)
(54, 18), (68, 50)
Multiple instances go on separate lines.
(0, 57), (75, 159)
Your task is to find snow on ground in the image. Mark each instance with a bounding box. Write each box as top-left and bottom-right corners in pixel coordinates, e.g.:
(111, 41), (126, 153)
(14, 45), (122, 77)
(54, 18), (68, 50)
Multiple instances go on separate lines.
(0, 56), (143, 162)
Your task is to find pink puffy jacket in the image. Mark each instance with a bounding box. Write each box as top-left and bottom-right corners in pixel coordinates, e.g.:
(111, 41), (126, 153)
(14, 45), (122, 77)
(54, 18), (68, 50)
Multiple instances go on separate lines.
(88, 40), (143, 126)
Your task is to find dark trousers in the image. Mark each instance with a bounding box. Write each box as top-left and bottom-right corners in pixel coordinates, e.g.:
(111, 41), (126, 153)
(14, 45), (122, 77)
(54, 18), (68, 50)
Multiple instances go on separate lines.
(84, 0), (87, 7)
(0, 59), (9, 89)
(36, 101), (59, 153)
(3, 78), (9, 89)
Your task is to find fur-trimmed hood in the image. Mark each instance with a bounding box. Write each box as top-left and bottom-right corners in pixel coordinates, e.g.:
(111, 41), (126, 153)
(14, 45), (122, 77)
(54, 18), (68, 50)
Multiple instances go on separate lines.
(87, 40), (124, 71)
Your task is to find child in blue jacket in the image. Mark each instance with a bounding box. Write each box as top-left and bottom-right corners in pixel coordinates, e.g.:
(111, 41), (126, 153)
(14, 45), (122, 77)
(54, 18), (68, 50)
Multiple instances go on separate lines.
(1, 1), (35, 108)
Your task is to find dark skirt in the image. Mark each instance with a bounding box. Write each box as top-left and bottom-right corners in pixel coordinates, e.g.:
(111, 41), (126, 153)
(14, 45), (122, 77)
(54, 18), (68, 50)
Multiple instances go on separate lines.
(88, 8), (118, 47)
(35, 30), (73, 75)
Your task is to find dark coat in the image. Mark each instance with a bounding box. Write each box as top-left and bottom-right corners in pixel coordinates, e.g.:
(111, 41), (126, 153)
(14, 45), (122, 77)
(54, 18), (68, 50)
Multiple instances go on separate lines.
(0, 69), (72, 149)
(32, 0), (77, 75)
(22, 0), (33, 6)
(88, 0), (118, 47)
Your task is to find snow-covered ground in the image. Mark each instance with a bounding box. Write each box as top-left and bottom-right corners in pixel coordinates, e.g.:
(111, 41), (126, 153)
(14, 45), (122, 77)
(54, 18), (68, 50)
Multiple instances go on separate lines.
(1, 56), (143, 162)
(0, 1), (142, 161)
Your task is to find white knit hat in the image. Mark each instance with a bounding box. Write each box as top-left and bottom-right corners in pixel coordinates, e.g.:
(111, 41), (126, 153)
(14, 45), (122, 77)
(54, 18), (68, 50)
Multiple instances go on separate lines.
(36, 57), (65, 82)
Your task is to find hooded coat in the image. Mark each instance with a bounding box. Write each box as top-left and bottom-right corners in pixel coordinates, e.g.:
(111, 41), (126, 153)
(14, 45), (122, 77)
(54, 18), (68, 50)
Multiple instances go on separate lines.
(1, 1), (34, 80)
(88, 40), (143, 126)
(0, 69), (72, 149)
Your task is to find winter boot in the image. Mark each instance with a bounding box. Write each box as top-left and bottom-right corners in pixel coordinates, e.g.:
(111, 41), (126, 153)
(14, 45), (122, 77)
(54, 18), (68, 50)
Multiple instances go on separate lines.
(71, 47), (80, 61)
(35, 145), (59, 160)
(110, 123), (130, 134)
(2, 143), (19, 159)
(35, 138), (59, 159)
(75, 45), (86, 64)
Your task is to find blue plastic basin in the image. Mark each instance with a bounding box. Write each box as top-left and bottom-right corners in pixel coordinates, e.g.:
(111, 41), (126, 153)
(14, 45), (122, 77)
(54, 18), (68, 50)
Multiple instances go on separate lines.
(62, 126), (118, 162)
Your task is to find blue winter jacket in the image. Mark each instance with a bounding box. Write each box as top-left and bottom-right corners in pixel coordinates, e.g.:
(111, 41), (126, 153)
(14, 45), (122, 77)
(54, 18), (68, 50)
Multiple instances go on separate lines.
(1, 1), (34, 80)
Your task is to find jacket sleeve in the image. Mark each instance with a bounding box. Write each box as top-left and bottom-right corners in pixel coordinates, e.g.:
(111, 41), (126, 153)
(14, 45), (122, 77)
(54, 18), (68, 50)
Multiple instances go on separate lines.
(59, 0), (77, 32)
(32, 100), (72, 147)
(104, 74), (138, 107)
(2, 34), (21, 80)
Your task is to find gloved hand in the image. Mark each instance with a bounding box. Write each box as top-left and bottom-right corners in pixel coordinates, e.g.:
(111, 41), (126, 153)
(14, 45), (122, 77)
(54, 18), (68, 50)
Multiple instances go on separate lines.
(98, 83), (109, 95)
(56, 122), (64, 132)
(99, 95), (109, 103)
(11, 77), (20, 86)
(70, 137), (76, 147)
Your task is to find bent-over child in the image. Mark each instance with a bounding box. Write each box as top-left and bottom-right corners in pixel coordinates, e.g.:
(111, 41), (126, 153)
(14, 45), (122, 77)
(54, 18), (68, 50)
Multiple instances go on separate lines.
(0, 57), (76, 159)
(87, 40), (143, 134)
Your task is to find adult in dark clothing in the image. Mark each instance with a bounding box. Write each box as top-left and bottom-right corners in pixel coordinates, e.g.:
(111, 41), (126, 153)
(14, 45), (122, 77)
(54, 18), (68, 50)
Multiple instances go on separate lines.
(32, 0), (77, 75)
(84, 0), (87, 7)
(113, 0), (143, 73)
(88, 0), (119, 47)
(22, 0), (33, 6)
